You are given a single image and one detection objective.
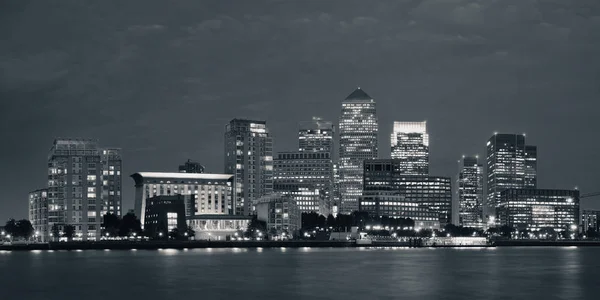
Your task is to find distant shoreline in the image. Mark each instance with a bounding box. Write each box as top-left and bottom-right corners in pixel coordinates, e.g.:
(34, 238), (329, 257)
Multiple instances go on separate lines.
(1, 240), (600, 251)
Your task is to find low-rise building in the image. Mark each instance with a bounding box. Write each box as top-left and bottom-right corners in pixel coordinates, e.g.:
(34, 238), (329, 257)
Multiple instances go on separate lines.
(498, 189), (579, 232)
(131, 172), (234, 228)
(144, 195), (187, 238)
(256, 193), (301, 237)
(581, 210), (600, 233)
(359, 191), (440, 230)
(187, 215), (252, 241)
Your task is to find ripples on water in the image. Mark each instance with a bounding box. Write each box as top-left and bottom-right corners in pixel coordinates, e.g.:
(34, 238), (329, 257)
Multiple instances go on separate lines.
(0, 247), (598, 300)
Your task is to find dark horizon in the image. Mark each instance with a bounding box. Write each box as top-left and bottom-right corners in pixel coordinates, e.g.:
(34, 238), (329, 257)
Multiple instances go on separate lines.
(1, 0), (600, 221)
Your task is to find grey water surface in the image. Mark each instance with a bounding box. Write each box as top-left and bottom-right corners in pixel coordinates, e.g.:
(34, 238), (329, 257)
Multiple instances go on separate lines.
(0, 247), (598, 300)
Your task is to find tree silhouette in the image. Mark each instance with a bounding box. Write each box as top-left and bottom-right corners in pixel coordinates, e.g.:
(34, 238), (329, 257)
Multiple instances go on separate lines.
(63, 225), (76, 241)
(102, 213), (120, 237)
(51, 224), (60, 241)
(118, 212), (142, 237)
(16, 219), (34, 240)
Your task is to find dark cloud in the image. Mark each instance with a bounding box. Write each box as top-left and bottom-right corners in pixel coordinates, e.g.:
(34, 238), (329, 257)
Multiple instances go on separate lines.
(1, 0), (600, 220)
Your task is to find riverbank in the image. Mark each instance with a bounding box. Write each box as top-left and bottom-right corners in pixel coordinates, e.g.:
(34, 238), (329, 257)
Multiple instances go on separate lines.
(2, 240), (600, 251)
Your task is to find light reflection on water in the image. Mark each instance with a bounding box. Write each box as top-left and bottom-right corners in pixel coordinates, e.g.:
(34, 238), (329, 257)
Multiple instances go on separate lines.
(0, 247), (597, 300)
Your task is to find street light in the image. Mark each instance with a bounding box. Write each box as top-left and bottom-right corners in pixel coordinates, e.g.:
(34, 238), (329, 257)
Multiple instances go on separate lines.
(159, 232), (163, 237)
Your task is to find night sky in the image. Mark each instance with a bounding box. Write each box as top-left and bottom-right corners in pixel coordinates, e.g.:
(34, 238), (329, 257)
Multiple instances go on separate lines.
(1, 0), (599, 221)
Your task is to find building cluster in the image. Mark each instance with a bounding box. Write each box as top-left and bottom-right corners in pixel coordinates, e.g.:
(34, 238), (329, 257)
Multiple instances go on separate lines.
(25, 88), (589, 242)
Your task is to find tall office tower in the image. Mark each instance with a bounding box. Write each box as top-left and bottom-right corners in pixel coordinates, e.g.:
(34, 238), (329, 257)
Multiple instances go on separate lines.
(48, 139), (121, 241)
(486, 133), (536, 219)
(298, 117), (334, 155)
(273, 151), (333, 215)
(179, 159), (205, 174)
(224, 119), (273, 215)
(390, 121), (429, 175)
(131, 172), (234, 227)
(101, 148), (122, 217)
(581, 210), (600, 233)
(457, 156), (484, 228)
(338, 88), (378, 214)
(524, 146), (537, 188)
(363, 159), (452, 226)
(28, 189), (48, 242)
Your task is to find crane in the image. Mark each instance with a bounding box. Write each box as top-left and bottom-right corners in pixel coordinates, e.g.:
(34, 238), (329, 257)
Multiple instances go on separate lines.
(581, 192), (600, 199)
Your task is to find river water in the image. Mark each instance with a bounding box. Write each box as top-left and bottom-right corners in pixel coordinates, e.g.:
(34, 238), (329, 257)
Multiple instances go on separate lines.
(0, 247), (598, 299)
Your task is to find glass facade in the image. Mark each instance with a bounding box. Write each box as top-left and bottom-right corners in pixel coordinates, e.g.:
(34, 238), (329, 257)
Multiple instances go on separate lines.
(359, 191), (440, 230)
(224, 119), (273, 215)
(273, 152), (332, 215)
(457, 156), (484, 228)
(338, 88), (378, 214)
(486, 134), (537, 219)
(498, 189), (579, 232)
(363, 159), (453, 226)
(390, 121), (429, 175)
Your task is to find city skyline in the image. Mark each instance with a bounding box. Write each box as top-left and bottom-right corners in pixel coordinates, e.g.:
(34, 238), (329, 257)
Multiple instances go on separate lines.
(2, 0), (600, 221)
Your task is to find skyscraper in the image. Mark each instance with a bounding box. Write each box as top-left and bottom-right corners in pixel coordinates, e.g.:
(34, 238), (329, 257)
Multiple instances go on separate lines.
(457, 156), (484, 228)
(390, 121), (429, 175)
(298, 117), (334, 155)
(486, 133), (536, 219)
(47, 139), (122, 241)
(224, 119), (273, 215)
(179, 159), (205, 174)
(338, 88), (378, 214)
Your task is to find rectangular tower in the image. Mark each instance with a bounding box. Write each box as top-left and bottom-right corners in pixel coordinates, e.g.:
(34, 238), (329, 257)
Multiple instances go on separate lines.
(457, 156), (484, 228)
(390, 121), (429, 175)
(47, 139), (104, 241)
(338, 88), (378, 214)
(101, 148), (122, 217)
(224, 119), (273, 215)
(298, 117), (334, 155)
(486, 133), (536, 219)
(28, 189), (48, 242)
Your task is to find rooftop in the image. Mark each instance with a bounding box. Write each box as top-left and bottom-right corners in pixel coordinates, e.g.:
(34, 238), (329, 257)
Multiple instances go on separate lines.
(131, 172), (233, 180)
(344, 87), (372, 101)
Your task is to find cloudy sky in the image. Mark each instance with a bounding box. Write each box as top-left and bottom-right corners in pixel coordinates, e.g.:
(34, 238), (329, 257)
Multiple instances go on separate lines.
(1, 0), (599, 221)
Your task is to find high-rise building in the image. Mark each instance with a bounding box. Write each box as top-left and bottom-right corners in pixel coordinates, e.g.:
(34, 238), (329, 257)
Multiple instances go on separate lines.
(524, 146), (537, 188)
(47, 139), (121, 241)
(298, 117), (334, 155)
(224, 119), (273, 215)
(131, 172), (234, 227)
(273, 151), (332, 215)
(363, 159), (453, 226)
(486, 133), (537, 219)
(101, 148), (122, 217)
(390, 121), (429, 175)
(457, 156), (484, 228)
(28, 189), (48, 242)
(338, 88), (378, 214)
(581, 210), (600, 233)
(498, 189), (579, 232)
(179, 159), (205, 174)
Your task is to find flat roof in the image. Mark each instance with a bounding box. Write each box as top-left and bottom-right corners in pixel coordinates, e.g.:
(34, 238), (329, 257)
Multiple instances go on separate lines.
(187, 215), (253, 220)
(131, 172), (233, 180)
